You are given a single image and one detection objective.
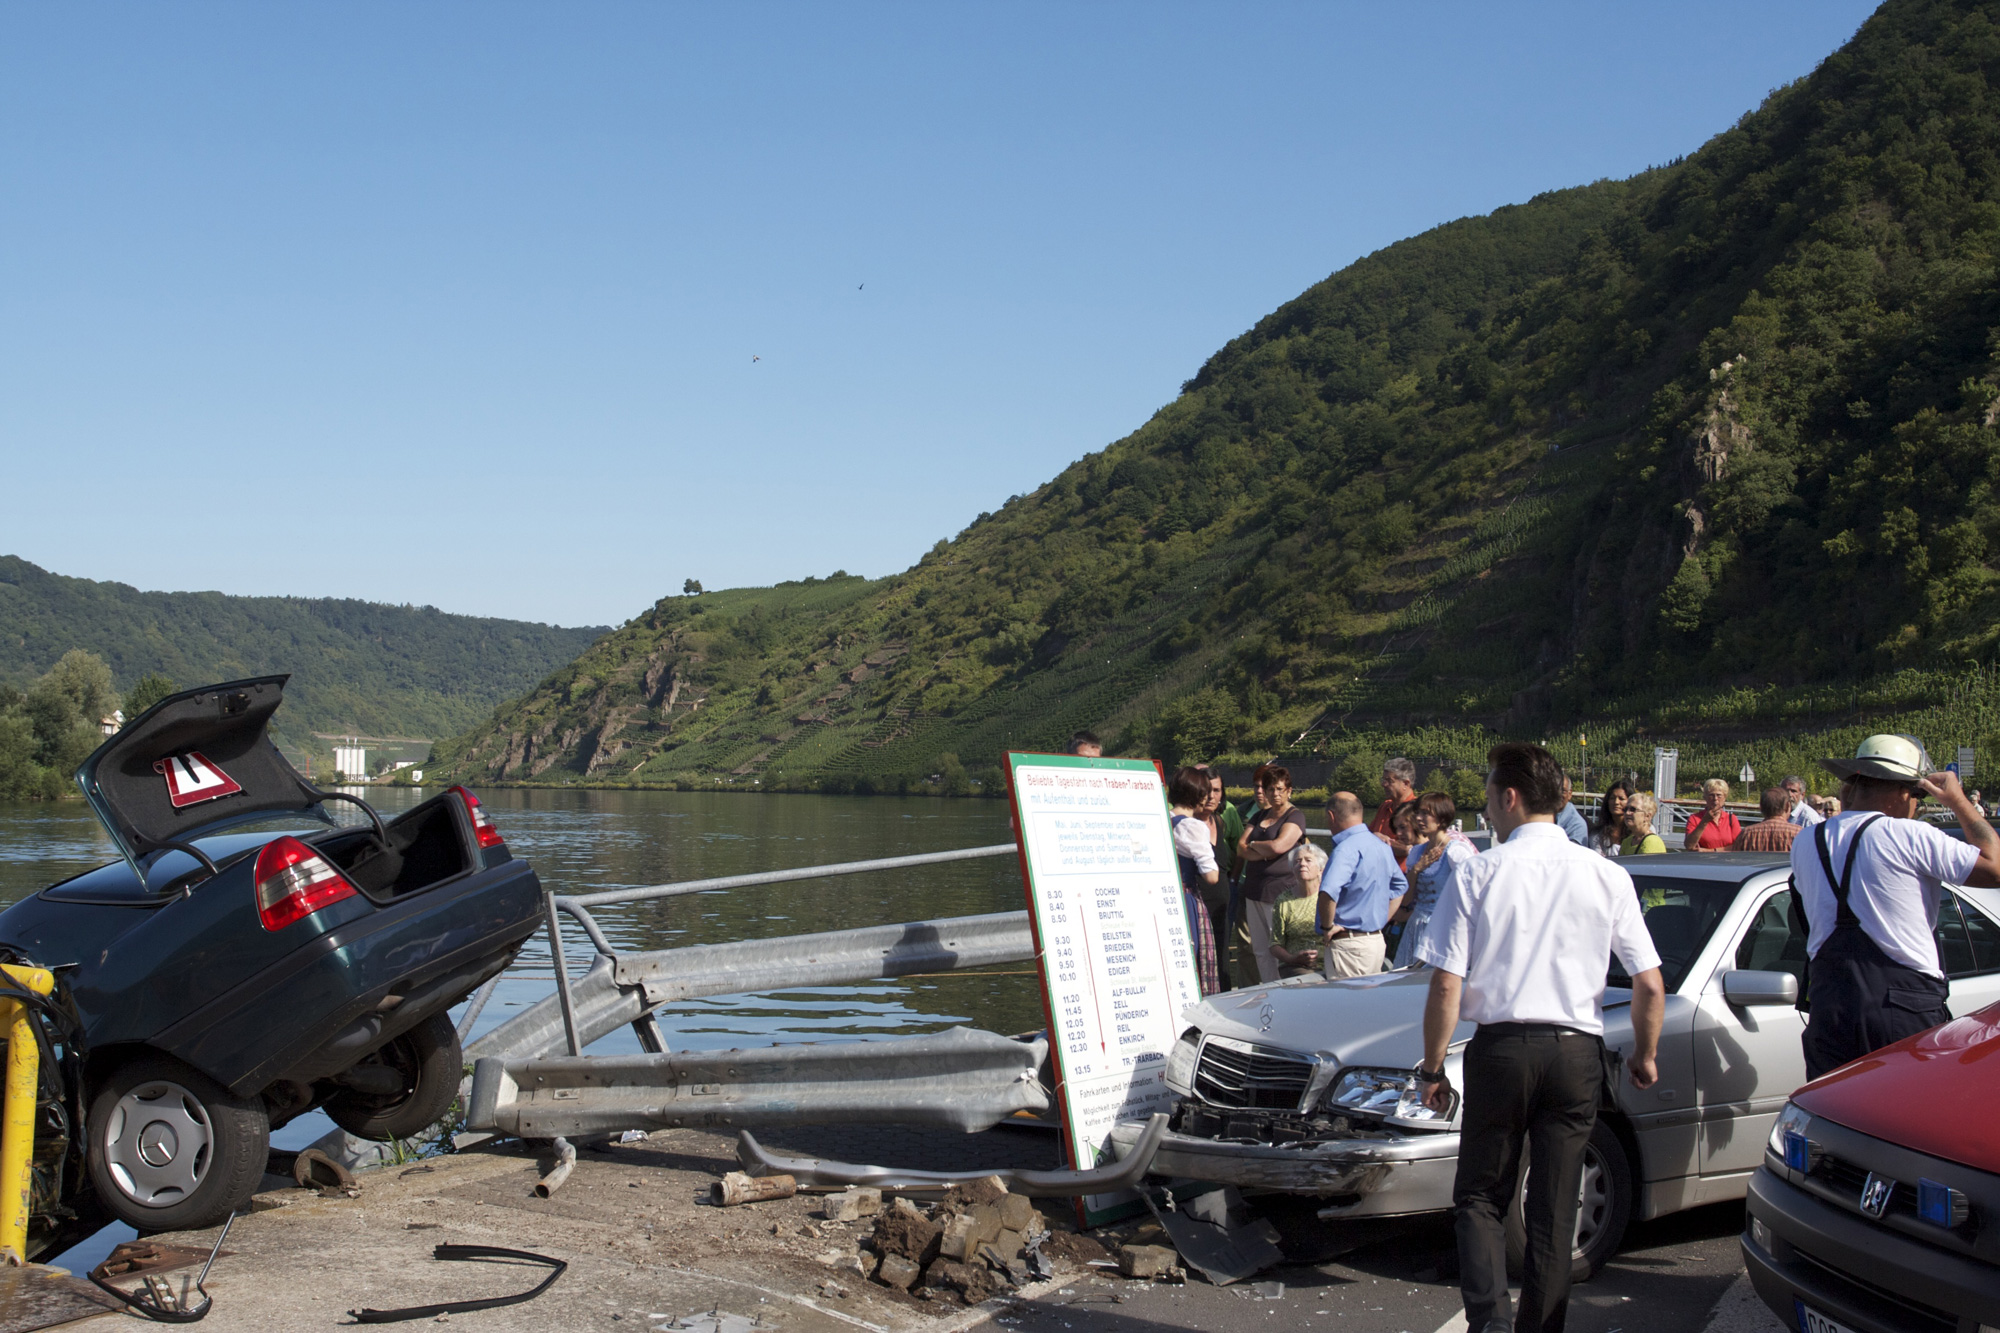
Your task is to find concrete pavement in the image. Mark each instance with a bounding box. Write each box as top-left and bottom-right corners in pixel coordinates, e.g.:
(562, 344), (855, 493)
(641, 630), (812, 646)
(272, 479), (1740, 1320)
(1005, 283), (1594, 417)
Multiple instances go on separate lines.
(97, 1123), (1784, 1333)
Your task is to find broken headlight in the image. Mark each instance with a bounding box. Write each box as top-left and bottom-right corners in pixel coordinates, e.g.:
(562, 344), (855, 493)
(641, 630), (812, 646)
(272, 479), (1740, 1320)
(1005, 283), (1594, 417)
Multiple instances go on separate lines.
(1326, 1067), (1454, 1125)
(1327, 1068), (1411, 1115)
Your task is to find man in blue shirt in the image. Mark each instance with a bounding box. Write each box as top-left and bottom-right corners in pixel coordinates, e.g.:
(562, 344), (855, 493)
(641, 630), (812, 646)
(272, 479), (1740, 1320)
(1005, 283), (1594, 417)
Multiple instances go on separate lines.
(1318, 791), (1410, 977)
(1554, 776), (1590, 846)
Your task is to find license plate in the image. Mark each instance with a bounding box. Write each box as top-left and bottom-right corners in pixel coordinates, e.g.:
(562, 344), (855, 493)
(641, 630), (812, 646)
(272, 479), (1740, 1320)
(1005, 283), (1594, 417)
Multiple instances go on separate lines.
(1795, 1299), (1860, 1333)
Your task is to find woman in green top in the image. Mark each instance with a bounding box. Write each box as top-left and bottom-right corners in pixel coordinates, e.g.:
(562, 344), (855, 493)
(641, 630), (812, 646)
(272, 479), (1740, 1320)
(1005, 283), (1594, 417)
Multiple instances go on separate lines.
(1620, 792), (1668, 854)
(1268, 842), (1327, 978)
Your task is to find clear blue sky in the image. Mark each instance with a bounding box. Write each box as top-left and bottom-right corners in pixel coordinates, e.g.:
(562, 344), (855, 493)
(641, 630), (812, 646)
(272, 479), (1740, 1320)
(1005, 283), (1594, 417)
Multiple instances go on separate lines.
(1, 2), (1879, 628)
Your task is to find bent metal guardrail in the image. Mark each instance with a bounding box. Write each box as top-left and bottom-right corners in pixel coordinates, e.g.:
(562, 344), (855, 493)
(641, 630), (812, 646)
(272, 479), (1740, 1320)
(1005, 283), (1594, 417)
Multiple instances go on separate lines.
(454, 843), (1050, 1145)
(465, 1027), (1050, 1141)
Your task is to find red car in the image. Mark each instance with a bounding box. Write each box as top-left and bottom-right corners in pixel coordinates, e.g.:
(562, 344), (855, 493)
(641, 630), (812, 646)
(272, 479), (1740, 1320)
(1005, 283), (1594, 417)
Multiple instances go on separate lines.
(1744, 1002), (2000, 1333)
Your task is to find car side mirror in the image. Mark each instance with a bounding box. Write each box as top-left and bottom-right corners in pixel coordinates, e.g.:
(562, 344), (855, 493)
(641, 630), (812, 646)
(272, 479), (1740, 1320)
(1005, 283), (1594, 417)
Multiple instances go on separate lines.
(1722, 969), (1799, 1007)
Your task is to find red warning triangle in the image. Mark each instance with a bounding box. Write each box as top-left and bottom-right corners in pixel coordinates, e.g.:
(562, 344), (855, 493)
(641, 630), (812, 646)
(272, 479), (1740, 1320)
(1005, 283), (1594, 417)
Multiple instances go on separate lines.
(154, 751), (245, 808)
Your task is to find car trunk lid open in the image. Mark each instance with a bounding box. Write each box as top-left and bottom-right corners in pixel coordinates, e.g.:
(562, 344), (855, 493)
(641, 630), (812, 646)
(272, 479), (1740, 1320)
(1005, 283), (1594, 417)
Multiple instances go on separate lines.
(76, 675), (327, 882)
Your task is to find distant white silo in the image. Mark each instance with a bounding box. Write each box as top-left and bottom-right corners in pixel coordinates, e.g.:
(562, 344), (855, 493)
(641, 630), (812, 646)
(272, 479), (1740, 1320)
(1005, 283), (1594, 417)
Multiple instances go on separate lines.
(333, 741), (368, 781)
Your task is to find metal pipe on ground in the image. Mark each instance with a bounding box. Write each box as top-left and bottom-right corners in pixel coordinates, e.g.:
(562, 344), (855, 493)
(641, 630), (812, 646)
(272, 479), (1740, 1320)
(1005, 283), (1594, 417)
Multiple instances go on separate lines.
(533, 1137), (576, 1198)
(711, 1171), (796, 1206)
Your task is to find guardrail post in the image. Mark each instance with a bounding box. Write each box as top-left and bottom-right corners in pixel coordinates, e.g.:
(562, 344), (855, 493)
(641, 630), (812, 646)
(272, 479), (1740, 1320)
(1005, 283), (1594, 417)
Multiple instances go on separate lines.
(544, 891), (583, 1058)
(0, 964), (52, 1264)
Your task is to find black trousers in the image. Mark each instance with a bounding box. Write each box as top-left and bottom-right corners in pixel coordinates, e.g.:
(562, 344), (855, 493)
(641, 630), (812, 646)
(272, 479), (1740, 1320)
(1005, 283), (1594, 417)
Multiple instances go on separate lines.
(1452, 1023), (1602, 1333)
(1803, 926), (1951, 1080)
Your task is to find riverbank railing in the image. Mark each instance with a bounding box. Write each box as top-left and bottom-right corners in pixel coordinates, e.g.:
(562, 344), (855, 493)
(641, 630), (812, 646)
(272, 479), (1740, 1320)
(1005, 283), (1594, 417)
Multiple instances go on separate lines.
(463, 842), (1037, 1063)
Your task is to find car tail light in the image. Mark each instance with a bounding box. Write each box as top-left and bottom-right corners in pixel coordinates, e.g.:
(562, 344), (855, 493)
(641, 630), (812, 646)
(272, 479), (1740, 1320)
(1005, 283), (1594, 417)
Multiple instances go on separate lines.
(451, 786), (505, 849)
(253, 837), (359, 931)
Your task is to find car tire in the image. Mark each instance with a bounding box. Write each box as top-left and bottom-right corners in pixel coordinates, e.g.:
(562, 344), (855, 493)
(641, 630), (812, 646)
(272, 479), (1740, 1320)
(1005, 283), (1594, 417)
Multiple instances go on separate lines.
(87, 1054), (269, 1233)
(325, 1013), (463, 1142)
(1505, 1119), (1634, 1283)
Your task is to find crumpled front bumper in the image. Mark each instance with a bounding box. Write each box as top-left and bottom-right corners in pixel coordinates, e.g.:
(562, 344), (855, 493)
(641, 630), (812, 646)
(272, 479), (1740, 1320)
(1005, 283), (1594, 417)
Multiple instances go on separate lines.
(1105, 1117), (1460, 1218)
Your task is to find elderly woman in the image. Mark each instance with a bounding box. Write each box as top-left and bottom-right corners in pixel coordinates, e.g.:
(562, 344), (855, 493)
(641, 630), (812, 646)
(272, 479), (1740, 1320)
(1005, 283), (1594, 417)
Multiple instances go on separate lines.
(1268, 842), (1327, 978)
(1621, 793), (1668, 855)
(1684, 778), (1741, 852)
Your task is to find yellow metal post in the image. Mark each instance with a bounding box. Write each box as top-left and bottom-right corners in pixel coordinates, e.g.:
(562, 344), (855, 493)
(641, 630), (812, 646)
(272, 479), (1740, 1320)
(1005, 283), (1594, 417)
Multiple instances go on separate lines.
(0, 964), (53, 1265)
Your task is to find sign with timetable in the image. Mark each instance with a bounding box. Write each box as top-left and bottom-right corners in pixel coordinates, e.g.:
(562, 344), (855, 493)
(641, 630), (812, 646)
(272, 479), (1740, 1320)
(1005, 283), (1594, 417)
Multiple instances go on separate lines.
(1005, 752), (1202, 1225)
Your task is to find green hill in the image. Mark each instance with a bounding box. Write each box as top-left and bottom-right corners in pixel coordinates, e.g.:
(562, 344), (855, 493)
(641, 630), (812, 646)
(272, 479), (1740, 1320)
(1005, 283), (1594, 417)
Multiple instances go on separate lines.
(428, 0), (2000, 798)
(0, 556), (607, 771)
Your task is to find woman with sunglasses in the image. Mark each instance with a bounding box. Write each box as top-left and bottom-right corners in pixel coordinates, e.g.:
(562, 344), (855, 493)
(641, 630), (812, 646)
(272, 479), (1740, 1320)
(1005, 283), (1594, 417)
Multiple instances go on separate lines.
(1235, 763), (1307, 985)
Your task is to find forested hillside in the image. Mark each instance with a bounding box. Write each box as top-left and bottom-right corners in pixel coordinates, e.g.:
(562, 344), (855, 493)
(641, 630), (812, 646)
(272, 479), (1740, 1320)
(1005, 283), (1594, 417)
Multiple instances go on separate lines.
(0, 557), (606, 770)
(430, 0), (2000, 795)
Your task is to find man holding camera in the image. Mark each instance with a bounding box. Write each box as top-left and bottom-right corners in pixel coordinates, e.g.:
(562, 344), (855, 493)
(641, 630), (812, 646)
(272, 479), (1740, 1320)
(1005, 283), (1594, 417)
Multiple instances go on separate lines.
(1797, 735), (2000, 1080)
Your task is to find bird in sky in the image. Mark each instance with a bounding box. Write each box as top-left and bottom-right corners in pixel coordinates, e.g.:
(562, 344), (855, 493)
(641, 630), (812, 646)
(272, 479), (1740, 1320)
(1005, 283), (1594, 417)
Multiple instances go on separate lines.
(752, 355), (761, 362)
(858, 283), (864, 290)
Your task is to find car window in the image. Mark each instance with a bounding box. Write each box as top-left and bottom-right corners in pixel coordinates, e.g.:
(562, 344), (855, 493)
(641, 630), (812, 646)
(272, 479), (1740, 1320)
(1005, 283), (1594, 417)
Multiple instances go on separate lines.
(1936, 892), (2000, 979)
(1735, 890), (1808, 986)
(1609, 875), (1744, 992)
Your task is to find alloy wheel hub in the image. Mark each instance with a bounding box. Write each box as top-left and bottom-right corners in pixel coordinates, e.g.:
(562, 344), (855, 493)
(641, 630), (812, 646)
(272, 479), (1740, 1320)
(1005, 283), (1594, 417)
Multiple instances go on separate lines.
(104, 1080), (213, 1207)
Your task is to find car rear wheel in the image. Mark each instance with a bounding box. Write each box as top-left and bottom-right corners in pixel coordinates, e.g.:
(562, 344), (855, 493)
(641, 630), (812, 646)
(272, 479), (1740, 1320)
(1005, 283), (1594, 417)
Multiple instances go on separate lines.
(1505, 1119), (1633, 1283)
(326, 1013), (463, 1142)
(87, 1055), (269, 1232)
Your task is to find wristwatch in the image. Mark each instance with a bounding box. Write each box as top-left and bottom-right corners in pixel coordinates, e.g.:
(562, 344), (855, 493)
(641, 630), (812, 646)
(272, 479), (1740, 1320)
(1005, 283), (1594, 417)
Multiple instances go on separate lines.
(1415, 1066), (1448, 1085)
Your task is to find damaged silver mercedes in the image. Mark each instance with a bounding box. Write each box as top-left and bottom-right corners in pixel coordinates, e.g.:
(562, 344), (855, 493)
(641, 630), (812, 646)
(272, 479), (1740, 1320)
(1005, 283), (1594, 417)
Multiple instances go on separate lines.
(1108, 854), (2000, 1277)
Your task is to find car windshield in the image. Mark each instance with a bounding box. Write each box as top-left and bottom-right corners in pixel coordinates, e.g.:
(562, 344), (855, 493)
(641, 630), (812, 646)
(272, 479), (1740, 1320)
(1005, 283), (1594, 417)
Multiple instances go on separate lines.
(1607, 874), (1745, 992)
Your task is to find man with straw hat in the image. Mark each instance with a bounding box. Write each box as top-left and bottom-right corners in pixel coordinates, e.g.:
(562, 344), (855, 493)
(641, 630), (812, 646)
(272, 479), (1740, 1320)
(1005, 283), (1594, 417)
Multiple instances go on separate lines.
(1796, 734), (2000, 1079)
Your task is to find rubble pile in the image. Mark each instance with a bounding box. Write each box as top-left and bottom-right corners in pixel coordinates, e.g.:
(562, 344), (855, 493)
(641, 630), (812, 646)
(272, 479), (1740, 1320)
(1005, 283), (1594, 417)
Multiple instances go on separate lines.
(779, 1176), (1087, 1306)
(859, 1178), (1044, 1304)
(705, 1168), (1279, 1307)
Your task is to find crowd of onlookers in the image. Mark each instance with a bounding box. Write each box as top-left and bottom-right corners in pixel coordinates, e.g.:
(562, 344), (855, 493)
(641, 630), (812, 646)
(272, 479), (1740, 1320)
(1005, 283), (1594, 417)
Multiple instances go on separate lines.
(1061, 726), (1932, 997)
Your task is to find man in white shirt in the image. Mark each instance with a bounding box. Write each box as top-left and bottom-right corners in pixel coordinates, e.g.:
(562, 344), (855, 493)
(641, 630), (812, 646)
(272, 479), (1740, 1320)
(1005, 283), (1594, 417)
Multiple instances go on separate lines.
(1417, 743), (1665, 1333)
(1783, 774), (1824, 828)
(1796, 735), (2000, 1079)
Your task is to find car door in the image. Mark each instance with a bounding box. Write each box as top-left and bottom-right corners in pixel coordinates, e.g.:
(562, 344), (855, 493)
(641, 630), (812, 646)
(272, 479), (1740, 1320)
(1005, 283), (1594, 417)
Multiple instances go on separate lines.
(1938, 889), (2000, 1013)
(1693, 885), (1808, 1179)
(1692, 884), (2000, 1181)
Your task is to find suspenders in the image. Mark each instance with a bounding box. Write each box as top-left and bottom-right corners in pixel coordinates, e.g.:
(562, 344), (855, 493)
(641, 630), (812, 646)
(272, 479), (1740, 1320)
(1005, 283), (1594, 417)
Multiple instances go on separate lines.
(1814, 814), (1887, 931)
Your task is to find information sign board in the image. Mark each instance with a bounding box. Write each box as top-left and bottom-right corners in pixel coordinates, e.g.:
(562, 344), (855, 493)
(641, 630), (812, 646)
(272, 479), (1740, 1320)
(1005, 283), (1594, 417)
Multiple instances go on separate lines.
(1006, 752), (1201, 1225)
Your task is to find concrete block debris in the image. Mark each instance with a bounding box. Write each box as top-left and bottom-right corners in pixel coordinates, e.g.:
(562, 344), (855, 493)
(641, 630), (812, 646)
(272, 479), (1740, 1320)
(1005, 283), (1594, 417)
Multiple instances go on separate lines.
(874, 1254), (922, 1291)
(872, 1197), (943, 1265)
(1117, 1245), (1183, 1281)
(922, 1257), (1004, 1305)
(997, 1193), (1036, 1232)
(820, 1187), (882, 1222)
(710, 1171), (797, 1207)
